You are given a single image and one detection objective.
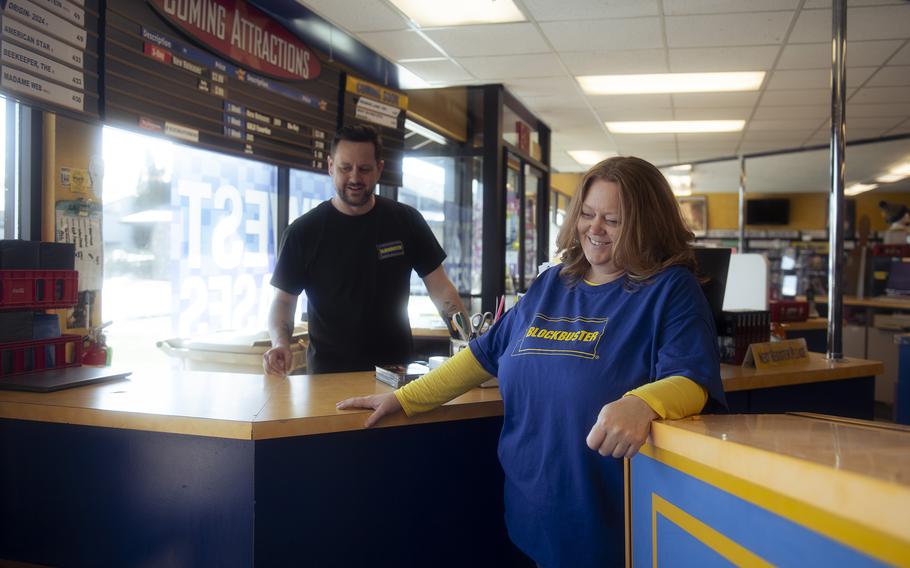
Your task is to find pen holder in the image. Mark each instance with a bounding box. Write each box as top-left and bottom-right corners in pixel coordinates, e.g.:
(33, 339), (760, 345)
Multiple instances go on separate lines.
(450, 338), (469, 356)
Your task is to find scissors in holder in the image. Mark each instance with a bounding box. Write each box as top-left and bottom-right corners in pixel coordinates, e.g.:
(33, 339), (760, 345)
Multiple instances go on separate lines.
(452, 312), (471, 342)
(470, 312), (494, 339)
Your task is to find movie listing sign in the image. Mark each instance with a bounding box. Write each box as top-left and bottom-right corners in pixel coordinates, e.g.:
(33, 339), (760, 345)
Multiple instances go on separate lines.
(105, 0), (337, 171)
(0, 0), (97, 117)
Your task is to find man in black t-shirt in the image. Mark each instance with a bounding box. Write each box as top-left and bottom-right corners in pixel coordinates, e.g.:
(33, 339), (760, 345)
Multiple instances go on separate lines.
(264, 125), (467, 374)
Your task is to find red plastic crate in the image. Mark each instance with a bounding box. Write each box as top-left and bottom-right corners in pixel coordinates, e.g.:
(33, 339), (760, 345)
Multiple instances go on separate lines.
(770, 300), (809, 323)
(0, 334), (83, 377)
(0, 270), (78, 309)
(872, 244), (910, 258)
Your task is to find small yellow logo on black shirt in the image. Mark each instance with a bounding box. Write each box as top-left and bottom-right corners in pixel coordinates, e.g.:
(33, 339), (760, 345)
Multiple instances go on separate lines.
(377, 241), (405, 260)
(513, 314), (608, 359)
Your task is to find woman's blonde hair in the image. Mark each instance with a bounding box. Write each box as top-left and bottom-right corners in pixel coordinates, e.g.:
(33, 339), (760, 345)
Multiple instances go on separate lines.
(556, 156), (695, 285)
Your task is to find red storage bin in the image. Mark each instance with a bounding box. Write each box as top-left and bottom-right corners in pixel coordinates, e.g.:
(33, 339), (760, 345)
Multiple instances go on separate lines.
(0, 335), (83, 377)
(0, 270), (78, 309)
(770, 300), (809, 323)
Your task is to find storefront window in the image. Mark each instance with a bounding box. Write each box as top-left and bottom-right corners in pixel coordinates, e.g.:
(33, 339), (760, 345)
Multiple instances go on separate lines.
(102, 126), (278, 368)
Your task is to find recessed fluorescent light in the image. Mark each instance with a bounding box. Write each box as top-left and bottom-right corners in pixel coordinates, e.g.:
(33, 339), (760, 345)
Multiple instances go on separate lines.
(670, 164), (693, 171)
(845, 183), (878, 196)
(405, 118), (447, 145)
(396, 64), (430, 89)
(388, 0), (525, 27)
(567, 150), (615, 165)
(606, 120), (745, 134)
(578, 72), (765, 95)
(876, 173), (907, 183)
(672, 188), (692, 197)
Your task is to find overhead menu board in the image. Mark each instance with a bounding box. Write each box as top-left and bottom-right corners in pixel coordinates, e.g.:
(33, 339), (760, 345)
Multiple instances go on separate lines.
(343, 75), (407, 187)
(0, 0), (100, 119)
(104, 0), (339, 171)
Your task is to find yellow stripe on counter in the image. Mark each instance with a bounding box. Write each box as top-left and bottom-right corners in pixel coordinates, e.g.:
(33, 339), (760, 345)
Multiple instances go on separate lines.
(651, 493), (773, 568)
(639, 435), (910, 566)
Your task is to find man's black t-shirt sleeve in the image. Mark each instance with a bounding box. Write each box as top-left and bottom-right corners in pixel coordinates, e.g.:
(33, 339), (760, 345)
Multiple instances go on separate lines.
(270, 218), (308, 295)
(405, 205), (446, 277)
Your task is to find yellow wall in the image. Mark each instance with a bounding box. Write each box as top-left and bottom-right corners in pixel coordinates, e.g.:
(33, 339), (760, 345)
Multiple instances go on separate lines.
(406, 87), (468, 143)
(551, 173), (581, 197)
(698, 191), (910, 232)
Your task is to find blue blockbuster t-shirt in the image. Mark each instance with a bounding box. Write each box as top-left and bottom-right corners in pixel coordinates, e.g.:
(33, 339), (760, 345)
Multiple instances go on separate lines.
(470, 265), (725, 568)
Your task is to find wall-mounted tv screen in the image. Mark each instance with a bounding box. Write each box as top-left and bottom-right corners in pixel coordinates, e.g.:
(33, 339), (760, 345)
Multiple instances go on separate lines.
(746, 198), (790, 225)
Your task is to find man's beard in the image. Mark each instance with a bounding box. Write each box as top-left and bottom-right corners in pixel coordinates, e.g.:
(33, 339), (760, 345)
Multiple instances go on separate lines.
(337, 184), (373, 207)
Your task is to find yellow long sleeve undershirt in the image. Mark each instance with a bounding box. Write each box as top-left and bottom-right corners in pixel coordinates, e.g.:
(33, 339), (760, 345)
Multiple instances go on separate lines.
(394, 348), (708, 419)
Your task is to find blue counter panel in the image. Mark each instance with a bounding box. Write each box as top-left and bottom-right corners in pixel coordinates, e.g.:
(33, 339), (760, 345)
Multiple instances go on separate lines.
(631, 453), (887, 567)
(0, 419), (255, 568)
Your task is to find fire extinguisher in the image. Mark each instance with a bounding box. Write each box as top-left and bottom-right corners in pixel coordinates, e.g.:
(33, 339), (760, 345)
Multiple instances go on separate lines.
(82, 321), (112, 366)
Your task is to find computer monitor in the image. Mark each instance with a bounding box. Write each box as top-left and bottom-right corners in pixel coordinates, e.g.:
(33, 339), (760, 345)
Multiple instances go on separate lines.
(885, 261), (910, 297)
(693, 247), (732, 327)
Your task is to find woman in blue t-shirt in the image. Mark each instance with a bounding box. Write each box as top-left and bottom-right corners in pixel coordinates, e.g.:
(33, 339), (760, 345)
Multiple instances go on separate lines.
(338, 156), (726, 567)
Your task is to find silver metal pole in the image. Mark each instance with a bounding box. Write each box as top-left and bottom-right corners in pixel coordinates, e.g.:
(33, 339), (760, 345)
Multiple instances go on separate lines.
(738, 155), (746, 253)
(827, 0), (847, 360)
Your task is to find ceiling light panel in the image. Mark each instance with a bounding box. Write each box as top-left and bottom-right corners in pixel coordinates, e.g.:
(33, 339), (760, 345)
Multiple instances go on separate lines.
(578, 72), (765, 95)
(606, 120), (745, 133)
(844, 183), (878, 196)
(568, 151), (615, 166)
(388, 0), (525, 27)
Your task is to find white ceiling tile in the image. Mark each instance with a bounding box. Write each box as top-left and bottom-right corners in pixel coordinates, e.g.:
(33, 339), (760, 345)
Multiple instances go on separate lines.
(597, 108), (676, 121)
(790, 6), (910, 43)
(299, 0), (408, 32)
(848, 103), (910, 117)
(522, 0), (659, 21)
(777, 40), (904, 69)
(675, 132), (742, 144)
(888, 118), (910, 134)
(539, 18), (663, 52)
(739, 141), (804, 153)
(670, 92), (760, 107)
(740, 130), (809, 142)
(760, 88), (834, 105)
(665, 12), (793, 47)
(506, 76), (581, 98)
(667, 46), (780, 72)
(610, 133), (677, 144)
(844, 128), (896, 140)
(678, 148), (733, 162)
(356, 30), (444, 60)
(518, 94), (591, 111)
(562, 50), (668, 75)
(892, 42), (910, 65)
(804, 0), (905, 8)
(590, 94), (674, 110)
(850, 86), (910, 104)
(752, 105), (829, 120)
(423, 24), (550, 57)
(671, 107), (752, 120)
(457, 53), (564, 80)
(845, 116), (907, 130)
(867, 66), (910, 87)
(766, 67), (876, 89)
(663, 0), (799, 15)
(400, 60), (473, 83)
(748, 118), (824, 131)
(535, 108), (600, 130)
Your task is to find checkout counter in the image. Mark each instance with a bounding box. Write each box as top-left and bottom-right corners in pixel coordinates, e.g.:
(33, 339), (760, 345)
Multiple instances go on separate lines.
(0, 354), (886, 567)
(629, 414), (910, 567)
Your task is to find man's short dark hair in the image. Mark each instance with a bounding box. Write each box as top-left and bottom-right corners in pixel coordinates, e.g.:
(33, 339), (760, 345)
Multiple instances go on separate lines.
(331, 124), (382, 162)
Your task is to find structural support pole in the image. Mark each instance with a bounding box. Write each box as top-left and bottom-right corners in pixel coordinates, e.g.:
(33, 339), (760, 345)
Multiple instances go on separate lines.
(827, 0), (847, 360)
(737, 155), (746, 253)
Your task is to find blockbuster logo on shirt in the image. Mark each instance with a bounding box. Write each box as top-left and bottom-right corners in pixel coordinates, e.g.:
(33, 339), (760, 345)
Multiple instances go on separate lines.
(513, 314), (608, 359)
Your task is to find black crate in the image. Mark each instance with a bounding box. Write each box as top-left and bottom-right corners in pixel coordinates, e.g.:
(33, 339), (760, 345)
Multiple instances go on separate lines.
(0, 240), (40, 269)
(0, 311), (34, 343)
(39, 242), (76, 270)
(717, 310), (771, 365)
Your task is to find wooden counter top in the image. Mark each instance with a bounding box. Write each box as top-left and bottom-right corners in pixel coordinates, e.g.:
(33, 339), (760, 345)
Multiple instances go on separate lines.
(645, 414), (910, 550)
(720, 352), (883, 392)
(816, 295), (910, 310)
(775, 317), (827, 331)
(0, 353), (881, 440)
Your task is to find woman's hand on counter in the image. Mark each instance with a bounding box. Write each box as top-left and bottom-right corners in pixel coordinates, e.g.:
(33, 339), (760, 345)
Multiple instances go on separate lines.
(336, 392), (403, 428)
(586, 395), (659, 459)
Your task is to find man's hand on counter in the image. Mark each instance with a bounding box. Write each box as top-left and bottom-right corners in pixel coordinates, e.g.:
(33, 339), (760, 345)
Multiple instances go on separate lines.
(336, 393), (403, 428)
(263, 344), (292, 376)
